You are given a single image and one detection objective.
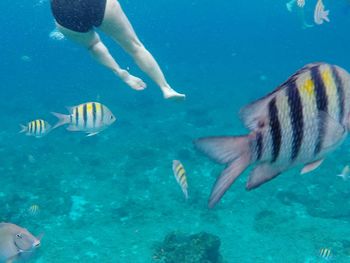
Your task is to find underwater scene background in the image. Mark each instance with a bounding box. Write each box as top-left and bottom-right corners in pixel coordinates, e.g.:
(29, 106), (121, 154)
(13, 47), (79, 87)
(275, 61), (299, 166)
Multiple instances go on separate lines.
(1, 0), (350, 262)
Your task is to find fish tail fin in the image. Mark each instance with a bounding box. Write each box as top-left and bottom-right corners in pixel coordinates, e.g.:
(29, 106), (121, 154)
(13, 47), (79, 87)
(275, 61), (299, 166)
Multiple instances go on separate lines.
(194, 135), (252, 208)
(323, 10), (330, 22)
(51, 112), (70, 129)
(19, 124), (27, 134)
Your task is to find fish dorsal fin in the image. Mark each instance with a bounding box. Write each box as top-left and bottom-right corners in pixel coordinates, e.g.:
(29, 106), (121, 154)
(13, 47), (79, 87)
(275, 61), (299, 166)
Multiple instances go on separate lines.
(318, 111), (346, 151)
(66, 106), (75, 114)
(240, 63), (327, 131)
(301, 159), (324, 174)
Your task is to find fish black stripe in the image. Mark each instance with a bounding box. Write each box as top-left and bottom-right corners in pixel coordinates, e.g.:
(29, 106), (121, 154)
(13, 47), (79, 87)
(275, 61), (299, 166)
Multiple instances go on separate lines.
(28, 122), (32, 133)
(100, 104), (104, 124)
(177, 167), (185, 175)
(38, 121), (42, 134)
(286, 81), (303, 161)
(83, 104), (88, 128)
(75, 108), (79, 125)
(33, 121), (37, 134)
(268, 97), (281, 163)
(331, 66), (344, 122)
(92, 102), (97, 128)
(312, 66), (328, 112)
(311, 66), (328, 155)
(255, 132), (263, 161)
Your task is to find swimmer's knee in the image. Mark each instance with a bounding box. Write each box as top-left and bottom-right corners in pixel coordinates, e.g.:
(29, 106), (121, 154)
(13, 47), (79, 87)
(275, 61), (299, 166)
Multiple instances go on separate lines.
(88, 39), (101, 51)
(124, 40), (144, 55)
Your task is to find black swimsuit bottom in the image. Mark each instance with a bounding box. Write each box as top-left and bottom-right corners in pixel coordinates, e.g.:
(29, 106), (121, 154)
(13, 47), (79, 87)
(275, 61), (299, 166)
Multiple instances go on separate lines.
(51, 0), (107, 33)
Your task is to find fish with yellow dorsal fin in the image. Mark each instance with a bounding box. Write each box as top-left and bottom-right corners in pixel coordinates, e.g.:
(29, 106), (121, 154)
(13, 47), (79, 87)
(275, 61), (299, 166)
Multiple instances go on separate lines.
(19, 119), (51, 138)
(195, 63), (350, 208)
(51, 102), (116, 136)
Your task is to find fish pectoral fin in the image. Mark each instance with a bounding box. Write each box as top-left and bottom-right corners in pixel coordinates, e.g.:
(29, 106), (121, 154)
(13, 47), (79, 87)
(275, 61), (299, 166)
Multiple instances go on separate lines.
(66, 125), (80, 132)
(86, 132), (99, 137)
(318, 111), (346, 150)
(246, 164), (283, 190)
(301, 159), (324, 174)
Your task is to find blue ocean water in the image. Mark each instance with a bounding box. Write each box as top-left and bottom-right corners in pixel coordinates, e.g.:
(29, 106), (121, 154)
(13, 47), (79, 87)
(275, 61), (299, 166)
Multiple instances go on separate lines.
(1, 0), (350, 262)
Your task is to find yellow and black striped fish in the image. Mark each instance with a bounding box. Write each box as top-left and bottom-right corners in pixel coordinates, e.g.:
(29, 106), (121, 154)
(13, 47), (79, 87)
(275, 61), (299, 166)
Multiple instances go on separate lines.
(172, 160), (189, 199)
(52, 102), (116, 136)
(195, 63), (350, 208)
(27, 204), (40, 216)
(20, 119), (51, 138)
(319, 248), (332, 260)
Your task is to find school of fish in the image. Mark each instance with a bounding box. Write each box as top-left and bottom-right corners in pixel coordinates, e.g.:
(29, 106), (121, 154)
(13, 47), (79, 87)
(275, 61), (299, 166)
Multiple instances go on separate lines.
(10, 1), (349, 261)
(19, 102), (116, 138)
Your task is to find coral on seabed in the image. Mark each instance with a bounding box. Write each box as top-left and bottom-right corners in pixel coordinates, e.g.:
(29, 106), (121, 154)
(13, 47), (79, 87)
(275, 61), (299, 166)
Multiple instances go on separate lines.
(152, 232), (224, 263)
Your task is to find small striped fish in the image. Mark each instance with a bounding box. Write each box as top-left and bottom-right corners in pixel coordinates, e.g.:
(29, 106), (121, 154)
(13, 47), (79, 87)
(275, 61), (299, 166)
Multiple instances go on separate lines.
(172, 160), (189, 199)
(28, 204), (40, 216)
(319, 248), (332, 260)
(52, 102), (116, 136)
(314, 0), (329, 25)
(20, 119), (51, 138)
(297, 0), (305, 8)
(195, 63), (350, 208)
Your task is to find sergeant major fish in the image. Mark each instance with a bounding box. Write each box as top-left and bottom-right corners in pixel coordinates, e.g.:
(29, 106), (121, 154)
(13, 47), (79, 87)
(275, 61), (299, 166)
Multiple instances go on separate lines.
(297, 0), (305, 8)
(19, 119), (51, 138)
(172, 160), (189, 199)
(0, 223), (40, 263)
(319, 248), (332, 260)
(195, 63), (350, 208)
(52, 102), (116, 136)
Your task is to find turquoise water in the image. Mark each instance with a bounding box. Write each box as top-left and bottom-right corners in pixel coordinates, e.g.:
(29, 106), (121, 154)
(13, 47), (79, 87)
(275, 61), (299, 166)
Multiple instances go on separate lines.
(1, 0), (350, 262)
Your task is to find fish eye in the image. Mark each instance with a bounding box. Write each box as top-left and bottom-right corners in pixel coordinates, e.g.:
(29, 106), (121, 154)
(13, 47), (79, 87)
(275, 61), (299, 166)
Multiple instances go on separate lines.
(110, 116), (114, 120)
(16, 233), (23, 239)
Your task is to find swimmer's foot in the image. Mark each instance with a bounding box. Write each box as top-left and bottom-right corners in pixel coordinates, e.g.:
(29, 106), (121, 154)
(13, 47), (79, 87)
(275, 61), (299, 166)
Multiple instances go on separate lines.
(120, 70), (146, 91)
(162, 87), (186, 100)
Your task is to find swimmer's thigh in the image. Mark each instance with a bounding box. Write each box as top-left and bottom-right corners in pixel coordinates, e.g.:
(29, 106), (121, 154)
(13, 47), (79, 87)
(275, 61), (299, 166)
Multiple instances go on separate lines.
(56, 23), (100, 48)
(99, 0), (141, 50)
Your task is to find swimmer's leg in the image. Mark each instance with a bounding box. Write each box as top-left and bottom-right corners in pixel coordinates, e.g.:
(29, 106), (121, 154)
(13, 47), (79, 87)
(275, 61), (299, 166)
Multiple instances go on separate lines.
(100, 0), (185, 100)
(56, 24), (146, 90)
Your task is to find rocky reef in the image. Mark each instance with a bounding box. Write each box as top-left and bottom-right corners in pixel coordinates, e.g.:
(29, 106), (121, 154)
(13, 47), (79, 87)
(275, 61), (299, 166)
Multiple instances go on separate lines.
(152, 232), (224, 263)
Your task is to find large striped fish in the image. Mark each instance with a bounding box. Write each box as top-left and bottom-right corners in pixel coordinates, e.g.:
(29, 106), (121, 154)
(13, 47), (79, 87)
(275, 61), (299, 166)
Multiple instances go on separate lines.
(19, 119), (51, 138)
(195, 63), (350, 208)
(52, 102), (116, 136)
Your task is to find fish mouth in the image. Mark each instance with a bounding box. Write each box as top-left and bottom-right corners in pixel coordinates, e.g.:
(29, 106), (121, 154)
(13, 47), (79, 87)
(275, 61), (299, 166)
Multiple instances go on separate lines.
(33, 240), (41, 248)
(14, 240), (40, 253)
